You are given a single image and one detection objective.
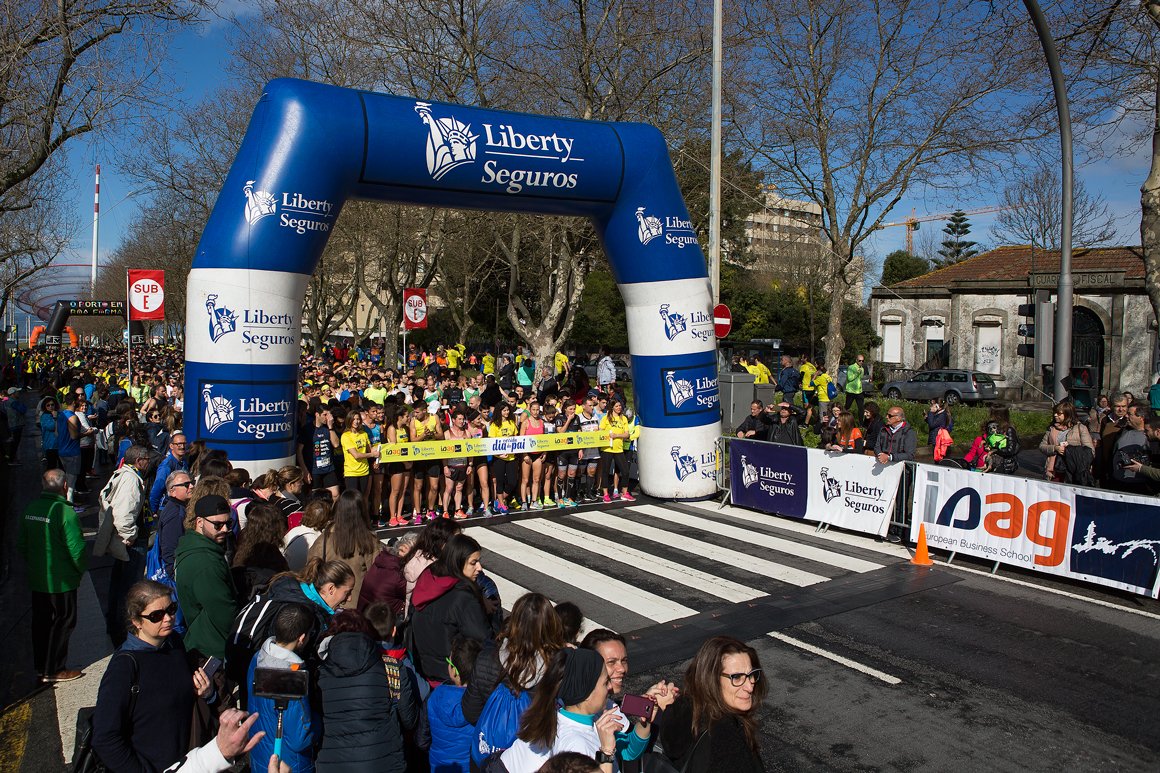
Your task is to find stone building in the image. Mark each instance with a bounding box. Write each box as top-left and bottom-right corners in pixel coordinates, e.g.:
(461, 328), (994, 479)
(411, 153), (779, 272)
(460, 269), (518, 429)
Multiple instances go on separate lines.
(868, 245), (1156, 400)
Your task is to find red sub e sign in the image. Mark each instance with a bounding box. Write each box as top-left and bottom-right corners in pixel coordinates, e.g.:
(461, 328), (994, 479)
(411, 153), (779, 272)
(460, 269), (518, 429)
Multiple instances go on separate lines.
(128, 269), (166, 320)
(713, 303), (731, 339)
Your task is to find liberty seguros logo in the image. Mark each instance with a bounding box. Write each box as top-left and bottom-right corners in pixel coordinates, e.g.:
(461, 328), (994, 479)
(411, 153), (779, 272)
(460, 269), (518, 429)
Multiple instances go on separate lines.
(662, 363), (720, 416)
(659, 303), (713, 343)
(415, 102), (478, 180)
(414, 100), (581, 194)
(672, 445), (716, 482)
(634, 206), (698, 249)
(241, 180), (335, 235)
(201, 382), (296, 441)
(204, 293), (298, 352)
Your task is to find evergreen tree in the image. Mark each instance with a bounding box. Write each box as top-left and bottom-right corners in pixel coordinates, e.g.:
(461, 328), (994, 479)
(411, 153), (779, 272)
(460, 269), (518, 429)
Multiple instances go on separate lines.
(880, 250), (930, 286)
(934, 211), (979, 267)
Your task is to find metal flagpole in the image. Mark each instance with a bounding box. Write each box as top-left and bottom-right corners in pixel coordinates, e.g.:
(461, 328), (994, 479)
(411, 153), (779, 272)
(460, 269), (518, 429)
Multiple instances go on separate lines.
(708, 0), (723, 306)
(92, 165), (100, 297)
(126, 269), (132, 393)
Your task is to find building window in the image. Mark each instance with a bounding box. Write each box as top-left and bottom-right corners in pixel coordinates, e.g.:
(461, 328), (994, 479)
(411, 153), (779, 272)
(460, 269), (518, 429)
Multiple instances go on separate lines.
(974, 323), (1002, 375)
(881, 320), (902, 364)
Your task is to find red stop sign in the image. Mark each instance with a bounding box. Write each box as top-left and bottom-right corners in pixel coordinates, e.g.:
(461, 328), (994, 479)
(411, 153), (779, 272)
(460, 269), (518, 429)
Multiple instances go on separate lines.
(713, 303), (731, 338)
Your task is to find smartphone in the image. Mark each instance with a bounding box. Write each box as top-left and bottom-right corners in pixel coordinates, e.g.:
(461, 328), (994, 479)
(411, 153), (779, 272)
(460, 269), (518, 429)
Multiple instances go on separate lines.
(619, 693), (655, 723)
(252, 667), (309, 701)
(201, 656), (223, 680)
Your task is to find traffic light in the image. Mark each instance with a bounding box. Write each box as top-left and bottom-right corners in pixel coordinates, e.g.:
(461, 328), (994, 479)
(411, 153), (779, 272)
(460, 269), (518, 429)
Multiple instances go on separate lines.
(1016, 293), (1053, 367)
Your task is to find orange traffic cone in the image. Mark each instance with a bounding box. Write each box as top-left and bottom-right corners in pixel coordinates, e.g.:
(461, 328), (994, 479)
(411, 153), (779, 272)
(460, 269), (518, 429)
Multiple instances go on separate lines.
(911, 523), (935, 566)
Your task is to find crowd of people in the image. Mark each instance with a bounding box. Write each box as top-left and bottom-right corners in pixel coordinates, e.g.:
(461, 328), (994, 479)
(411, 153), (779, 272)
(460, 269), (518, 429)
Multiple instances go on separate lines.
(730, 350), (1160, 494)
(12, 342), (771, 772)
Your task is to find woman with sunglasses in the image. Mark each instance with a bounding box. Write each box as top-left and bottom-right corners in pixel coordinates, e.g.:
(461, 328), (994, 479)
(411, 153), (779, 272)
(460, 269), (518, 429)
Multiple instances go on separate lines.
(39, 396), (60, 470)
(658, 635), (767, 773)
(92, 580), (213, 773)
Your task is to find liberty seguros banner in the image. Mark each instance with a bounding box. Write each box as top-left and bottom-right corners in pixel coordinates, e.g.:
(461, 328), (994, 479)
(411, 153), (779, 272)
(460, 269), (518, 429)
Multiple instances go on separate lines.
(729, 439), (904, 536)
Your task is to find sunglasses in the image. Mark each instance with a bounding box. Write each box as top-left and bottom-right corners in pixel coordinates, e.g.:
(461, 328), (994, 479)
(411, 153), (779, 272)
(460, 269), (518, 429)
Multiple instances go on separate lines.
(721, 669), (763, 687)
(201, 517), (231, 531)
(141, 602), (179, 623)
(171, 481), (194, 489)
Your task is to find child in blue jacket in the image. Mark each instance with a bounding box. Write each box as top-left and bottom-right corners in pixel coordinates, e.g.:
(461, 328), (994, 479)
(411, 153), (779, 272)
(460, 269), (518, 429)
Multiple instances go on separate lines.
(246, 604), (319, 773)
(427, 636), (482, 773)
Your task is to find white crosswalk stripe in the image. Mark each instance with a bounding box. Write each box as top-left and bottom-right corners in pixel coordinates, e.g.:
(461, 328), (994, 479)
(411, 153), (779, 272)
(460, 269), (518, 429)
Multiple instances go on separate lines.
(462, 502), (892, 635)
(569, 510), (831, 588)
(627, 504), (884, 573)
(513, 518), (763, 602)
(467, 527), (699, 622)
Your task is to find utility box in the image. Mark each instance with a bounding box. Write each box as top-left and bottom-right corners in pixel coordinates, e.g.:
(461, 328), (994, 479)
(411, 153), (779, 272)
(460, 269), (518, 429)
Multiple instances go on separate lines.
(720, 372), (756, 434)
(754, 383), (778, 408)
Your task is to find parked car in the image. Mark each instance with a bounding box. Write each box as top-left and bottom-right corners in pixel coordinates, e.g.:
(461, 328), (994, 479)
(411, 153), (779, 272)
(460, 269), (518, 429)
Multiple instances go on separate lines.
(881, 369), (998, 405)
(582, 355), (632, 383)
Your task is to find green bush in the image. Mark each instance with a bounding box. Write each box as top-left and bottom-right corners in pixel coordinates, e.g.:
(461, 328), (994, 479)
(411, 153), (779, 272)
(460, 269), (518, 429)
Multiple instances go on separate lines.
(877, 399), (1050, 448)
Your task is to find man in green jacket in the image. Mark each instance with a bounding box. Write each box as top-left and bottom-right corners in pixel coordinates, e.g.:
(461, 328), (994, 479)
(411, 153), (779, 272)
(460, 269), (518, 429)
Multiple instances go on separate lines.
(175, 494), (238, 661)
(844, 353), (867, 420)
(18, 469), (87, 682)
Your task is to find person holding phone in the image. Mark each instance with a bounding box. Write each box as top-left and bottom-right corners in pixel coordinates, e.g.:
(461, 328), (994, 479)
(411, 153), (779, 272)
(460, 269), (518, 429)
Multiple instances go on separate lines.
(93, 580), (214, 773)
(657, 636), (766, 773)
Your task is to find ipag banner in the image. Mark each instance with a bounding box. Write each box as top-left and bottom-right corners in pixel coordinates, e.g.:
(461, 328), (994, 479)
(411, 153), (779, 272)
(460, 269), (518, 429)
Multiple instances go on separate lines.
(729, 440), (903, 536)
(910, 464), (1160, 597)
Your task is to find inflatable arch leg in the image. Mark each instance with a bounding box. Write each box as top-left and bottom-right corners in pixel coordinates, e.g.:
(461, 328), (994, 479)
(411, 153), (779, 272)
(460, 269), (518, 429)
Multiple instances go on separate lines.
(186, 79), (720, 499)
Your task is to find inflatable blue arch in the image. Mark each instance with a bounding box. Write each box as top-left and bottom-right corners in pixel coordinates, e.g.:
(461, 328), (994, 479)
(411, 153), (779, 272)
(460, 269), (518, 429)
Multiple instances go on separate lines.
(186, 78), (720, 499)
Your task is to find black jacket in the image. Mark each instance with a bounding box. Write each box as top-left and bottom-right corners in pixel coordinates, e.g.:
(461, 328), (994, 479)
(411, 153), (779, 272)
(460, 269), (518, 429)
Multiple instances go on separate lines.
(766, 413), (804, 446)
(410, 571), (492, 683)
(317, 631), (404, 772)
(92, 637), (196, 773)
(658, 695), (764, 773)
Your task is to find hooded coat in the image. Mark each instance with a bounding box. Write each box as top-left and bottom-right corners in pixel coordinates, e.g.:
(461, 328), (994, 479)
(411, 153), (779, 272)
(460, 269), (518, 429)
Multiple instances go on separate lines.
(174, 530), (238, 659)
(409, 569), (491, 683)
(316, 631), (404, 772)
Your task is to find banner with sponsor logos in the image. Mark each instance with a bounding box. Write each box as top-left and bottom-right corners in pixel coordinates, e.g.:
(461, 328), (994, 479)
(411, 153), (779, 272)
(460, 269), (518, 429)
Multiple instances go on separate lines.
(379, 430), (610, 463)
(910, 464), (1160, 597)
(729, 439), (904, 537)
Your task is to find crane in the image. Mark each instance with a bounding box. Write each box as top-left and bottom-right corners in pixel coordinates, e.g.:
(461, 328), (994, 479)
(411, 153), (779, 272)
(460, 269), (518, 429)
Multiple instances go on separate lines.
(877, 205), (1010, 253)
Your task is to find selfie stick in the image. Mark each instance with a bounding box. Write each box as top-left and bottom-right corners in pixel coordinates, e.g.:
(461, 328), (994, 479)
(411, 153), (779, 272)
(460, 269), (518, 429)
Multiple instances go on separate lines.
(273, 699), (287, 758)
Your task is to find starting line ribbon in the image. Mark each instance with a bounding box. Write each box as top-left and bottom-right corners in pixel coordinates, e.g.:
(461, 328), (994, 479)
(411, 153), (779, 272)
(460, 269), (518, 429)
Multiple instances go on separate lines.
(379, 430), (612, 462)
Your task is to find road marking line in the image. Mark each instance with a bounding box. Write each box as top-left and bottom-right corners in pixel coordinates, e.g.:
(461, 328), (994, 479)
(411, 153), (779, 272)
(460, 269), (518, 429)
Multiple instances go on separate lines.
(628, 504), (885, 573)
(767, 632), (902, 685)
(571, 511), (830, 587)
(484, 568), (607, 636)
(466, 527), (697, 622)
(516, 518), (763, 602)
(684, 500), (912, 560)
(940, 562), (1160, 621)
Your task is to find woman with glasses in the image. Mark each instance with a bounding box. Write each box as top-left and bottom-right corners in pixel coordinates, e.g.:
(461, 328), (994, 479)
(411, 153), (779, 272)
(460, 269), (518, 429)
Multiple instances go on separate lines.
(658, 635), (767, 773)
(39, 397), (60, 470)
(92, 580), (213, 773)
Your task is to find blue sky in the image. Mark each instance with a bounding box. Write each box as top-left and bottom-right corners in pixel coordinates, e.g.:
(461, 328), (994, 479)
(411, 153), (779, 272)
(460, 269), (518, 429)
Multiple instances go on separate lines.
(26, 9), (1150, 323)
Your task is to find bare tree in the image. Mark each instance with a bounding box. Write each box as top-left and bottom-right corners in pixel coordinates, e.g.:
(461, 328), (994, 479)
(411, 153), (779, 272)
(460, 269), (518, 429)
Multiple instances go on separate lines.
(435, 212), (504, 344)
(302, 249), (358, 355)
(991, 160), (1118, 249)
(737, 0), (1058, 371)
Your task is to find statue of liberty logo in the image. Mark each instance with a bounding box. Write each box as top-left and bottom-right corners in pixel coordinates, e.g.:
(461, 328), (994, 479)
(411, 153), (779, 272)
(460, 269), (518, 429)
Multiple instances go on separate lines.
(635, 207), (663, 245)
(205, 295), (238, 343)
(666, 371), (694, 408)
(202, 385), (235, 434)
(415, 102), (478, 181)
(820, 467), (842, 502)
(242, 180), (277, 225)
(671, 445), (697, 481)
(659, 304), (687, 341)
(740, 455), (759, 488)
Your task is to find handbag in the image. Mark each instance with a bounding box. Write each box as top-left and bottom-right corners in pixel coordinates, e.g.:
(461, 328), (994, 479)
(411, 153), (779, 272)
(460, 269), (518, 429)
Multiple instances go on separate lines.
(73, 653), (139, 773)
(640, 730), (707, 773)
